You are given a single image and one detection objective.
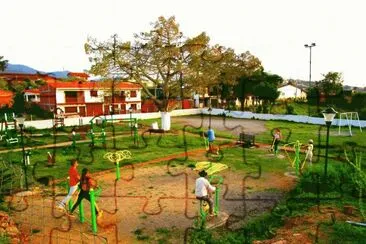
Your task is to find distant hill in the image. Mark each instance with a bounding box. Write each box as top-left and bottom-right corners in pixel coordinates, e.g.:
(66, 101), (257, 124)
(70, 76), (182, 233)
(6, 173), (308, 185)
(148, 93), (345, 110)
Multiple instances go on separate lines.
(2, 64), (40, 74)
(46, 71), (69, 79)
(1, 63), (70, 78)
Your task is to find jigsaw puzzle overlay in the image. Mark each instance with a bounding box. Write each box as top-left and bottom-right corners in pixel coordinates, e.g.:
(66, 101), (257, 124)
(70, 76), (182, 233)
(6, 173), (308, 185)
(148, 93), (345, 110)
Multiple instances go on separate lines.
(0, 102), (365, 243)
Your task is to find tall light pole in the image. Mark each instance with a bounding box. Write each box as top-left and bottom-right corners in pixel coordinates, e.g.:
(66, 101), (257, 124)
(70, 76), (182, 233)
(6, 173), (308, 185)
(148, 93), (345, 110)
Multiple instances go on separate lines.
(322, 107), (337, 182)
(129, 106), (133, 137)
(16, 116), (28, 190)
(304, 42), (316, 117)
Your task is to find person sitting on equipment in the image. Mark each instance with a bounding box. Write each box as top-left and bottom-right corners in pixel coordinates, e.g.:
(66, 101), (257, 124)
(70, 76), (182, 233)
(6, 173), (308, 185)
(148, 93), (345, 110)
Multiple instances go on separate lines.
(207, 127), (217, 154)
(305, 139), (314, 165)
(195, 170), (216, 217)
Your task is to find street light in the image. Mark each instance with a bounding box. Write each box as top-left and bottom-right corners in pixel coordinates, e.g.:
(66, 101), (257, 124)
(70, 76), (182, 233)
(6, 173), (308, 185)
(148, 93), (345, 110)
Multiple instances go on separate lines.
(16, 116), (28, 190)
(129, 106), (133, 137)
(304, 42), (316, 117)
(322, 107), (337, 181)
(208, 106), (212, 128)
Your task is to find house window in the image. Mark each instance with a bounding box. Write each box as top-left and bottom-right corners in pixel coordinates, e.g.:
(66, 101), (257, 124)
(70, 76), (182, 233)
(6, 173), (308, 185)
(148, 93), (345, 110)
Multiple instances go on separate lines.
(90, 90), (98, 97)
(130, 90), (137, 97)
(130, 104), (137, 110)
(65, 91), (77, 98)
(65, 107), (78, 113)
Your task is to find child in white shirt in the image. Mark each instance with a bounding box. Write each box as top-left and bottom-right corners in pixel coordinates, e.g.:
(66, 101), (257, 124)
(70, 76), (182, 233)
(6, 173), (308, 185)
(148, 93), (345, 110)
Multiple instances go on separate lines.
(195, 170), (216, 216)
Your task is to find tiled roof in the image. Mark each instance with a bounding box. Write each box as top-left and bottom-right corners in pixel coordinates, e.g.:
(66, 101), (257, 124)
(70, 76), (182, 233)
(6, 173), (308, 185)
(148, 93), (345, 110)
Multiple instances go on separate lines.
(24, 89), (40, 94)
(0, 90), (13, 97)
(46, 81), (142, 90)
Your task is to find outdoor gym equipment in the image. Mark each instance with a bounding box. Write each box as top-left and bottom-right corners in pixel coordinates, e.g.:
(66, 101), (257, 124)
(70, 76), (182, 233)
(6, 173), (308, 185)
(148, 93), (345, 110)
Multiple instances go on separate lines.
(195, 161), (228, 176)
(88, 116), (107, 148)
(65, 181), (102, 233)
(338, 112), (362, 136)
(197, 175), (224, 228)
(53, 107), (65, 128)
(62, 130), (81, 154)
(0, 113), (19, 146)
(283, 140), (310, 175)
(103, 150), (132, 180)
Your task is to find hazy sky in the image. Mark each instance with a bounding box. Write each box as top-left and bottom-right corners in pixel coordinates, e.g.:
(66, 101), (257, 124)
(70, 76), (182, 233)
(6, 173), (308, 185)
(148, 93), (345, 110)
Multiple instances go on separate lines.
(1, 0), (365, 87)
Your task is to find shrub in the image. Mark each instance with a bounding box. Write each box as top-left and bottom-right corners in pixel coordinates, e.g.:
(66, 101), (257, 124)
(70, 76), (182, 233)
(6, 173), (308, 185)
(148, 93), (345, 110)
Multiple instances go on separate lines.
(286, 105), (295, 115)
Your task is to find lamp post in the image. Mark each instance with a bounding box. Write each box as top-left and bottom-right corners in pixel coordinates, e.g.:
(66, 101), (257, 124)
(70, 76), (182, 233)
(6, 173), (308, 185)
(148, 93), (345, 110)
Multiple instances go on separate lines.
(322, 107), (337, 181)
(129, 106), (133, 137)
(208, 106), (212, 128)
(304, 42), (316, 117)
(16, 116), (28, 190)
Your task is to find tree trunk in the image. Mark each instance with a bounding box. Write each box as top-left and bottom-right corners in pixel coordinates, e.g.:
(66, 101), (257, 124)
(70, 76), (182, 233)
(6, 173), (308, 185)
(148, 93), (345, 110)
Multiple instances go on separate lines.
(161, 112), (171, 131)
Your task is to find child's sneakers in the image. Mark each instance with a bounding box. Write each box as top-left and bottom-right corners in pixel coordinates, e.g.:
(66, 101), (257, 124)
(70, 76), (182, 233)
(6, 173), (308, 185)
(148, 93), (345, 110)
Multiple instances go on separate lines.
(57, 202), (66, 211)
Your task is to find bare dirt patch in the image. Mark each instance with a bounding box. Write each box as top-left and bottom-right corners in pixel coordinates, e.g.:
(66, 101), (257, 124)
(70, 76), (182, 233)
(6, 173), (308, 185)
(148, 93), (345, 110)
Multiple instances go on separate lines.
(172, 116), (267, 135)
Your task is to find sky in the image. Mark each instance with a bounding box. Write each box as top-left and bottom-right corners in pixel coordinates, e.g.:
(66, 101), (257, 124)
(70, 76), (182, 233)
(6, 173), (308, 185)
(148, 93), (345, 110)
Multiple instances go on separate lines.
(1, 0), (365, 87)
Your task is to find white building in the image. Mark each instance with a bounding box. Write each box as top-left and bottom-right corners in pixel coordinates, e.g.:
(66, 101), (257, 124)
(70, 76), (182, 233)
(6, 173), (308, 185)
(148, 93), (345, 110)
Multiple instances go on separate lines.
(39, 81), (142, 117)
(278, 83), (307, 100)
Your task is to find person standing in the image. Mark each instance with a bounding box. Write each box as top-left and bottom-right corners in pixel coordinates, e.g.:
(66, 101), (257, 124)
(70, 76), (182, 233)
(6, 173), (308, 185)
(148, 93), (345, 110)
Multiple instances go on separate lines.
(58, 159), (80, 209)
(305, 139), (314, 165)
(195, 170), (216, 216)
(272, 129), (282, 155)
(207, 127), (216, 153)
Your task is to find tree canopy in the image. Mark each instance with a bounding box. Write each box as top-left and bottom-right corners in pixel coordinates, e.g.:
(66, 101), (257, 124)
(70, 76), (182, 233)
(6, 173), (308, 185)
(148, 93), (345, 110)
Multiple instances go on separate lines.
(85, 16), (262, 111)
(0, 56), (8, 71)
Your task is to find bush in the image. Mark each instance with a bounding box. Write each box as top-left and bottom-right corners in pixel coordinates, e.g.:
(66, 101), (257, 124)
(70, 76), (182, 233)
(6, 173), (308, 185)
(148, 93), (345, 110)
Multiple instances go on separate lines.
(256, 105), (263, 113)
(286, 105), (296, 115)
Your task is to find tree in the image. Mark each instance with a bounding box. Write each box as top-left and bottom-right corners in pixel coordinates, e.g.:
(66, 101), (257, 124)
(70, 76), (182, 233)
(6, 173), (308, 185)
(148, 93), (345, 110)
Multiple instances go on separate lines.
(0, 56), (8, 71)
(85, 16), (223, 113)
(235, 71), (282, 111)
(320, 71), (343, 99)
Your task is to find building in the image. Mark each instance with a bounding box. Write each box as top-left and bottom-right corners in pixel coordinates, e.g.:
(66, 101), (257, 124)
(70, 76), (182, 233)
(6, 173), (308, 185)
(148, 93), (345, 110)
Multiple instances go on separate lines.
(24, 89), (40, 103)
(277, 83), (307, 100)
(39, 80), (142, 117)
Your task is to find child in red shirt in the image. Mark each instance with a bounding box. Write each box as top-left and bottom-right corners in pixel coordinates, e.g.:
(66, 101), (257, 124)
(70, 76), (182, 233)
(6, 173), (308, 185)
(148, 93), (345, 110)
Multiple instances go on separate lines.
(58, 159), (80, 209)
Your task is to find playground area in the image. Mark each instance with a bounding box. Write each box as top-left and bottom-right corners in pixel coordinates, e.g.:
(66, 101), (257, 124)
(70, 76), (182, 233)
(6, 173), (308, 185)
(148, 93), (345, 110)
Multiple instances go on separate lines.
(0, 115), (365, 243)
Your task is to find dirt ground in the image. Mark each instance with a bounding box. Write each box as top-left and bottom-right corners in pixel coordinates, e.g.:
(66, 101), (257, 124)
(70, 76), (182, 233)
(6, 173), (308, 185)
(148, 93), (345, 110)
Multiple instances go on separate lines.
(6, 117), (294, 243)
(172, 116), (267, 136)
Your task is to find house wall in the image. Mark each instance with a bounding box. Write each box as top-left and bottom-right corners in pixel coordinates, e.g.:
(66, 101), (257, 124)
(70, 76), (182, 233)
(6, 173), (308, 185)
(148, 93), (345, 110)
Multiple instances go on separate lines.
(84, 90), (104, 103)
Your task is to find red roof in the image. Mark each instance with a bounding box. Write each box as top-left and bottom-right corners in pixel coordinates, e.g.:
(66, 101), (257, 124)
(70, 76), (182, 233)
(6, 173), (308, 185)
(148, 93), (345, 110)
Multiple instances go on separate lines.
(46, 81), (141, 90)
(24, 89), (40, 94)
(67, 72), (89, 79)
(0, 90), (13, 97)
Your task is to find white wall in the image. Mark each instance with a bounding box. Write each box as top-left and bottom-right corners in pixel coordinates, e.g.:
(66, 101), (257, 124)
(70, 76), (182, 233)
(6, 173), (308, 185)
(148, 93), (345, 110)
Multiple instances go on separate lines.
(125, 90), (141, 102)
(278, 85), (306, 99)
(84, 90), (104, 103)
(56, 90), (65, 103)
(22, 108), (366, 129)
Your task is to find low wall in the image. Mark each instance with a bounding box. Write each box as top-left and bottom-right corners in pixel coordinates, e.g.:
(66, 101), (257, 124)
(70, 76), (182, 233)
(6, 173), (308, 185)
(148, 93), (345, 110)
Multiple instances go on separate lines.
(202, 108), (366, 128)
(23, 108), (366, 129)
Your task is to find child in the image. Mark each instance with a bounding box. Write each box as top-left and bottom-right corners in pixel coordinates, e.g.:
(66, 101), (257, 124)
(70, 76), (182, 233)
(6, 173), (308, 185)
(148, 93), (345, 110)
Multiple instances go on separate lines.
(271, 129), (282, 155)
(207, 127), (216, 153)
(58, 159), (80, 209)
(69, 168), (102, 218)
(305, 139), (314, 165)
(195, 170), (216, 216)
